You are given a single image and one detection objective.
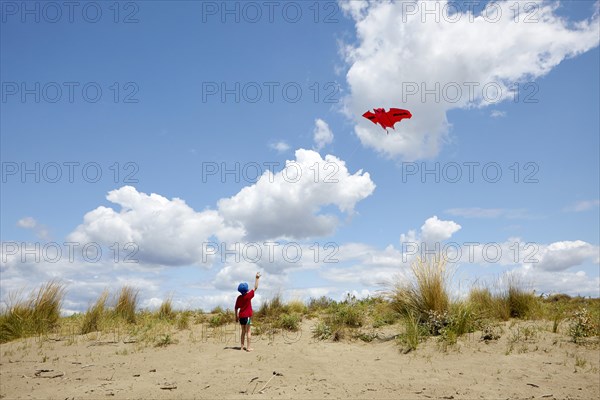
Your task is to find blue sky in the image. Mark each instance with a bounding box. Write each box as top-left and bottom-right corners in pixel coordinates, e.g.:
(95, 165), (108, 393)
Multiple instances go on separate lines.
(1, 0), (599, 313)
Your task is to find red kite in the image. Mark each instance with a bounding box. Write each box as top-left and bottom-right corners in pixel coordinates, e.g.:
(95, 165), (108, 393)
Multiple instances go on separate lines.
(362, 108), (412, 132)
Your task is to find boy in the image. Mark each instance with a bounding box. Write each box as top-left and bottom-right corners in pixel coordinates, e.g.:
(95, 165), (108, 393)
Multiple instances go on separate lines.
(235, 272), (261, 352)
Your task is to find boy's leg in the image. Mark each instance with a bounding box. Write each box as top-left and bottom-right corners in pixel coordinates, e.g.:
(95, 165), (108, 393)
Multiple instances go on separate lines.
(240, 324), (246, 350)
(246, 323), (253, 352)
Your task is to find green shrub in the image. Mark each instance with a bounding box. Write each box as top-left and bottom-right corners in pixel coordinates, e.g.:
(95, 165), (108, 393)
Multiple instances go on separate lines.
(155, 333), (176, 347)
(286, 300), (307, 315)
(276, 313), (301, 331)
(312, 321), (332, 340)
(372, 301), (399, 328)
(569, 308), (597, 343)
(211, 305), (224, 314)
(449, 302), (477, 336)
(397, 313), (425, 352)
(307, 296), (335, 312)
(208, 309), (234, 327)
(327, 301), (364, 328)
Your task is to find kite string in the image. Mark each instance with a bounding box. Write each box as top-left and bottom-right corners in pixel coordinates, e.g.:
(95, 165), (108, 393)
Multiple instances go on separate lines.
(345, 137), (362, 164)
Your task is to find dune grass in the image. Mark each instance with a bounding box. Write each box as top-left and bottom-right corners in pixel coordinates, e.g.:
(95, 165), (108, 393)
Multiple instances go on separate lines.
(157, 297), (175, 321)
(114, 286), (139, 324)
(0, 281), (66, 343)
(254, 294), (307, 332)
(81, 290), (109, 334)
(286, 299), (307, 315)
(208, 309), (234, 327)
(397, 312), (425, 351)
(384, 257), (549, 350)
(469, 286), (506, 320)
(389, 257), (451, 322)
(468, 274), (539, 321)
(308, 294), (368, 341)
(176, 311), (192, 330)
(1, 274), (598, 351)
(255, 294), (285, 320)
(307, 296), (335, 312)
(504, 274), (539, 318)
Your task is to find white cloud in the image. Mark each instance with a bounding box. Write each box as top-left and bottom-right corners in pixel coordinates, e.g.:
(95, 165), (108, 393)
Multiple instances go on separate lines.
(16, 217), (50, 239)
(341, 0), (599, 159)
(17, 217), (37, 229)
(510, 266), (600, 297)
(269, 141), (290, 153)
(534, 240), (599, 272)
(286, 287), (337, 301)
(323, 216), (463, 287)
(445, 207), (532, 219)
(213, 264), (264, 291)
(63, 149), (375, 273)
(564, 199), (600, 212)
(420, 215), (462, 243)
(339, 0), (369, 20)
(68, 186), (241, 267)
(218, 149), (375, 240)
(313, 118), (334, 150)
(490, 110), (506, 118)
(438, 239), (599, 271)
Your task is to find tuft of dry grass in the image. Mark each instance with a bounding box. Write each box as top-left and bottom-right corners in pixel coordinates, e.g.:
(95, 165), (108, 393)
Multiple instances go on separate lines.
(114, 286), (139, 324)
(210, 305), (225, 314)
(81, 290), (108, 334)
(371, 298), (400, 328)
(177, 311), (191, 330)
(468, 275), (539, 321)
(256, 294), (285, 320)
(397, 312), (424, 352)
(30, 281), (65, 331)
(158, 297), (175, 320)
(506, 275), (539, 318)
(254, 295), (304, 331)
(208, 309), (234, 327)
(469, 285), (510, 321)
(389, 257), (450, 322)
(0, 281), (66, 343)
(286, 300), (307, 315)
(311, 295), (366, 341)
(275, 313), (302, 331)
(0, 294), (31, 343)
(307, 296), (334, 314)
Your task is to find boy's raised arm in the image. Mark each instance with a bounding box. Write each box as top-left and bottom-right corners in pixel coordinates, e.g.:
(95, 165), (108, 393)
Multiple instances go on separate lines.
(254, 272), (261, 291)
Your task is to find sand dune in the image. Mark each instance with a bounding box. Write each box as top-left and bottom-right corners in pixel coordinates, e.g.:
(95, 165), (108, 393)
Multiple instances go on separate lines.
(1, 319), (598, 399)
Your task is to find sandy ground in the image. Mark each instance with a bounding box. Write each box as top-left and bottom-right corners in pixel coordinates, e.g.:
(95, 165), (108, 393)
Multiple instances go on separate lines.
(1, 319), (598, 399)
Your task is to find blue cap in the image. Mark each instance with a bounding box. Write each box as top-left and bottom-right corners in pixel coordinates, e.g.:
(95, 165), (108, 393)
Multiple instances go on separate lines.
(238, 282), (249, 294)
